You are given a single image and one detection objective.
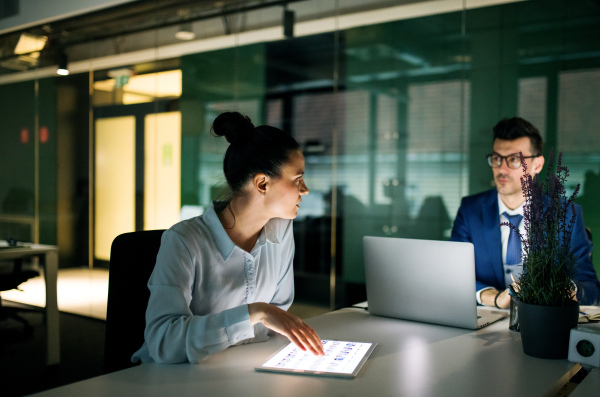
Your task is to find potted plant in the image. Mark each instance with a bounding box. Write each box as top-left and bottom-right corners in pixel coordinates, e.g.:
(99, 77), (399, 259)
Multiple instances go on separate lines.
(504, 150), (580, 359)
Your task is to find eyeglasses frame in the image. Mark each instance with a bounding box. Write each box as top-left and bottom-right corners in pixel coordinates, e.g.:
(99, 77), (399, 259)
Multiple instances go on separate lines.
(486, 152), (540, 169)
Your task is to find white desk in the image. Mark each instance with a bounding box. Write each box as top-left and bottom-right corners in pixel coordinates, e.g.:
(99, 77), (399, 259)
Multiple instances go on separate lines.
(570, 367), (599, 397)
(0, 243), (60, 365)
(30, 308), (582, 396)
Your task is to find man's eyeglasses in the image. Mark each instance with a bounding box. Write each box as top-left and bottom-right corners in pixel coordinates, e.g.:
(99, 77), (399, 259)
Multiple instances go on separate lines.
(486, 153), (540, 169)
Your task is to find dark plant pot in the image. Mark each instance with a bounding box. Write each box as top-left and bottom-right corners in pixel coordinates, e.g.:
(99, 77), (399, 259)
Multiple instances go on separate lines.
(517, 299), (579, 359)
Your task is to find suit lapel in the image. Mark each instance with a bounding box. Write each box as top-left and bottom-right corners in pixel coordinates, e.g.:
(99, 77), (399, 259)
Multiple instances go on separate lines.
(481, 190), (504, 287)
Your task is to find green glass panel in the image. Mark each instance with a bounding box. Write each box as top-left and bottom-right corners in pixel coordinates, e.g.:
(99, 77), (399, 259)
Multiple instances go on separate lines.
(343, 13), (467, 285)
(0, 81), (37, 243)
(38, 78), (57, 245)
(181, 44), (266, 208)
(0, 78), (57, 245)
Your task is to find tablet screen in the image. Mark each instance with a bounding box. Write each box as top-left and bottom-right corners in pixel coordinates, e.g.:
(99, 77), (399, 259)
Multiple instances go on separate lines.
(256, 340), (376, 378)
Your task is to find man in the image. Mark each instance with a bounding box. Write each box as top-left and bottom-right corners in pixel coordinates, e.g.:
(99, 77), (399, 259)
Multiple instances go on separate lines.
(451, 117), (600, 308)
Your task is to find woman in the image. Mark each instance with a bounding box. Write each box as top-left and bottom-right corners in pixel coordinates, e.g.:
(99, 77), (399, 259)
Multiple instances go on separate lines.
(132, 111), (324, 364)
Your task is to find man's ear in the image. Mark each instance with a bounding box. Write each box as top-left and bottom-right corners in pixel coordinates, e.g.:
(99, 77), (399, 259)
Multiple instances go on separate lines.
(532, 155), (545, 175)
(253, 173), (269, 196)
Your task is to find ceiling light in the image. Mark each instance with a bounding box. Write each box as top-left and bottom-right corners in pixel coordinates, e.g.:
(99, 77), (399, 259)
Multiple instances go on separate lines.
(175, 23), (195, 41)
(57, 52), (69, 76)
(93, 69), (182, 101)
(283, 9), (294, 39)
(14, 33), (48, 55)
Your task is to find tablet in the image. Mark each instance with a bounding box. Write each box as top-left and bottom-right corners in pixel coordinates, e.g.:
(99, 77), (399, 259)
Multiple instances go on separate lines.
(256, 340), (377, 379)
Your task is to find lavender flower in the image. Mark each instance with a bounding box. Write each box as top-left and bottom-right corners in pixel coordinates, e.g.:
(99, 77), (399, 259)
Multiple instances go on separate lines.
(501, 150), (578, 306)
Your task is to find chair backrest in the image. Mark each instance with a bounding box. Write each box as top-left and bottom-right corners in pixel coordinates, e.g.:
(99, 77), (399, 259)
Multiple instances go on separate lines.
(103, 229), (165, 374)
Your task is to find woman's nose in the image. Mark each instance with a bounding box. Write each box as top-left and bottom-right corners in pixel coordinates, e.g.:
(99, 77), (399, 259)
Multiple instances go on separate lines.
(300, 180), (309, 195)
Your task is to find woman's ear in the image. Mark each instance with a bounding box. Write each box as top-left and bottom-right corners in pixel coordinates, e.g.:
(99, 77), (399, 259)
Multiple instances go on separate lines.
(253, 173), (269, 197)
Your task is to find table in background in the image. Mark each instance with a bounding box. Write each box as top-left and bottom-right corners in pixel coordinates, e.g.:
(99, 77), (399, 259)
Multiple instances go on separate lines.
(30, 308), (584, 396)
(0, 242), (60, 365)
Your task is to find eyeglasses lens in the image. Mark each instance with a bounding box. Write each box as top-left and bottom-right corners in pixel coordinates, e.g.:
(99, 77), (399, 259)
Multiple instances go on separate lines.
(487, 155), (500, 168)
(507, 156), (521, 169)
(487, 155), (522, 169)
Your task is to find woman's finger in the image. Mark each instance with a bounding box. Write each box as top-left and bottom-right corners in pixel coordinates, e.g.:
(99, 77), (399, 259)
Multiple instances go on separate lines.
(292, 323), (324, 356)
(300, 326), (324, 355)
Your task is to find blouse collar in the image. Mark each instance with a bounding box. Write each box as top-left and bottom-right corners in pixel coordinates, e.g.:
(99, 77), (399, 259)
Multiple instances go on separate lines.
(203, 201), (280, 261)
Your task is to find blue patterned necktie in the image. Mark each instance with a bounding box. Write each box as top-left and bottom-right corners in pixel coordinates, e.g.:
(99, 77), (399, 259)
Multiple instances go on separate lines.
(503, 212), (523, 265)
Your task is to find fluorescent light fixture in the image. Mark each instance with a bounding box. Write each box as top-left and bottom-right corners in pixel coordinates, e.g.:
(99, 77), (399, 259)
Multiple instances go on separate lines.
(124, 70), (181, 97)
(0, 0), (524, 85)
(93, 69), (182, 104)
(14, 33), (48, 55)
(175, 23), (195, 40)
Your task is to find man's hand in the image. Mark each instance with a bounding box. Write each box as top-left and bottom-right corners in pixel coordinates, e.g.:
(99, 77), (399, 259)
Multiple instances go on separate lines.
(481, 288), (511, 309)
(248, 302), (325, 356)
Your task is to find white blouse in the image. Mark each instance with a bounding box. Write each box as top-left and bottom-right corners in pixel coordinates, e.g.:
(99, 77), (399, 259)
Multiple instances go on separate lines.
(132, 202), (295, 364)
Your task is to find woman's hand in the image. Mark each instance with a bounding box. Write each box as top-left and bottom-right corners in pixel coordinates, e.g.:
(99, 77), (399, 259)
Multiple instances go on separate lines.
(248, 302), (325, 356)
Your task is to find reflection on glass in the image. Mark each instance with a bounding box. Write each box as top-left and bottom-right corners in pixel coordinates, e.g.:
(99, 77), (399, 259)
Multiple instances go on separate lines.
(2, 0), (600, 306)
(93, 70), (182, 106)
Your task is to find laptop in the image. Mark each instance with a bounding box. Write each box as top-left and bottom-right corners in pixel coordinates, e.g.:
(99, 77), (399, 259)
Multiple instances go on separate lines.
(363, 236), (506, 329)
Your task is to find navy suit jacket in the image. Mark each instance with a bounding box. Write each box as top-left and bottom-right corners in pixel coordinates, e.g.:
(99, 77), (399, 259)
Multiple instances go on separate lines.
(450, 188), (600, 305)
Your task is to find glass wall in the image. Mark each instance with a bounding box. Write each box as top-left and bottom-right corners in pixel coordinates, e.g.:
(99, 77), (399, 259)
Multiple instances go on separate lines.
(1, 0), (599, 308)
(0, 79), (57, 246)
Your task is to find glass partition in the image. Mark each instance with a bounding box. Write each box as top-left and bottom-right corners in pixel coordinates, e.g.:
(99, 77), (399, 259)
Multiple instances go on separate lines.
(1, 0), (599, 308)
(341, 13), (469, 304)
(181, 44), (267, 208)
(0, 79), (56, 246)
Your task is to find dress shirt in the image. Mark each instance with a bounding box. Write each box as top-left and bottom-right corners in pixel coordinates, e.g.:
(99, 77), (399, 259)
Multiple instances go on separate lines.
(475, 195), (525, 304)
(131, 201), (295, 364)
(475, 193), (580, 304)
(452, 188), (598, 305)
(498, 196), (525, 285)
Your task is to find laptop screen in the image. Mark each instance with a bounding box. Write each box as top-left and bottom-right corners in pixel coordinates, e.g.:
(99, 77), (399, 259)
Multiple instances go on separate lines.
(363, 236), (480, 329)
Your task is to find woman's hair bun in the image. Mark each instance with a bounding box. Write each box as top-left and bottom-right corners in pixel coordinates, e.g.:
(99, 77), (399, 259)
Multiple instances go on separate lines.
(212, 111), (255, 144)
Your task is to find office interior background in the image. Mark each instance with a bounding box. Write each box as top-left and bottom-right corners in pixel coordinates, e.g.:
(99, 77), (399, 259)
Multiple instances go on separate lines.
(1, 0), (600, 310)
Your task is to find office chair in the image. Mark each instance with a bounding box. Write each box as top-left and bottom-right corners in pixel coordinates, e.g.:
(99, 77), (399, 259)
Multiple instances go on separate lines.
(0, 257), (40, 335)
(103, 229), (165, 374)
